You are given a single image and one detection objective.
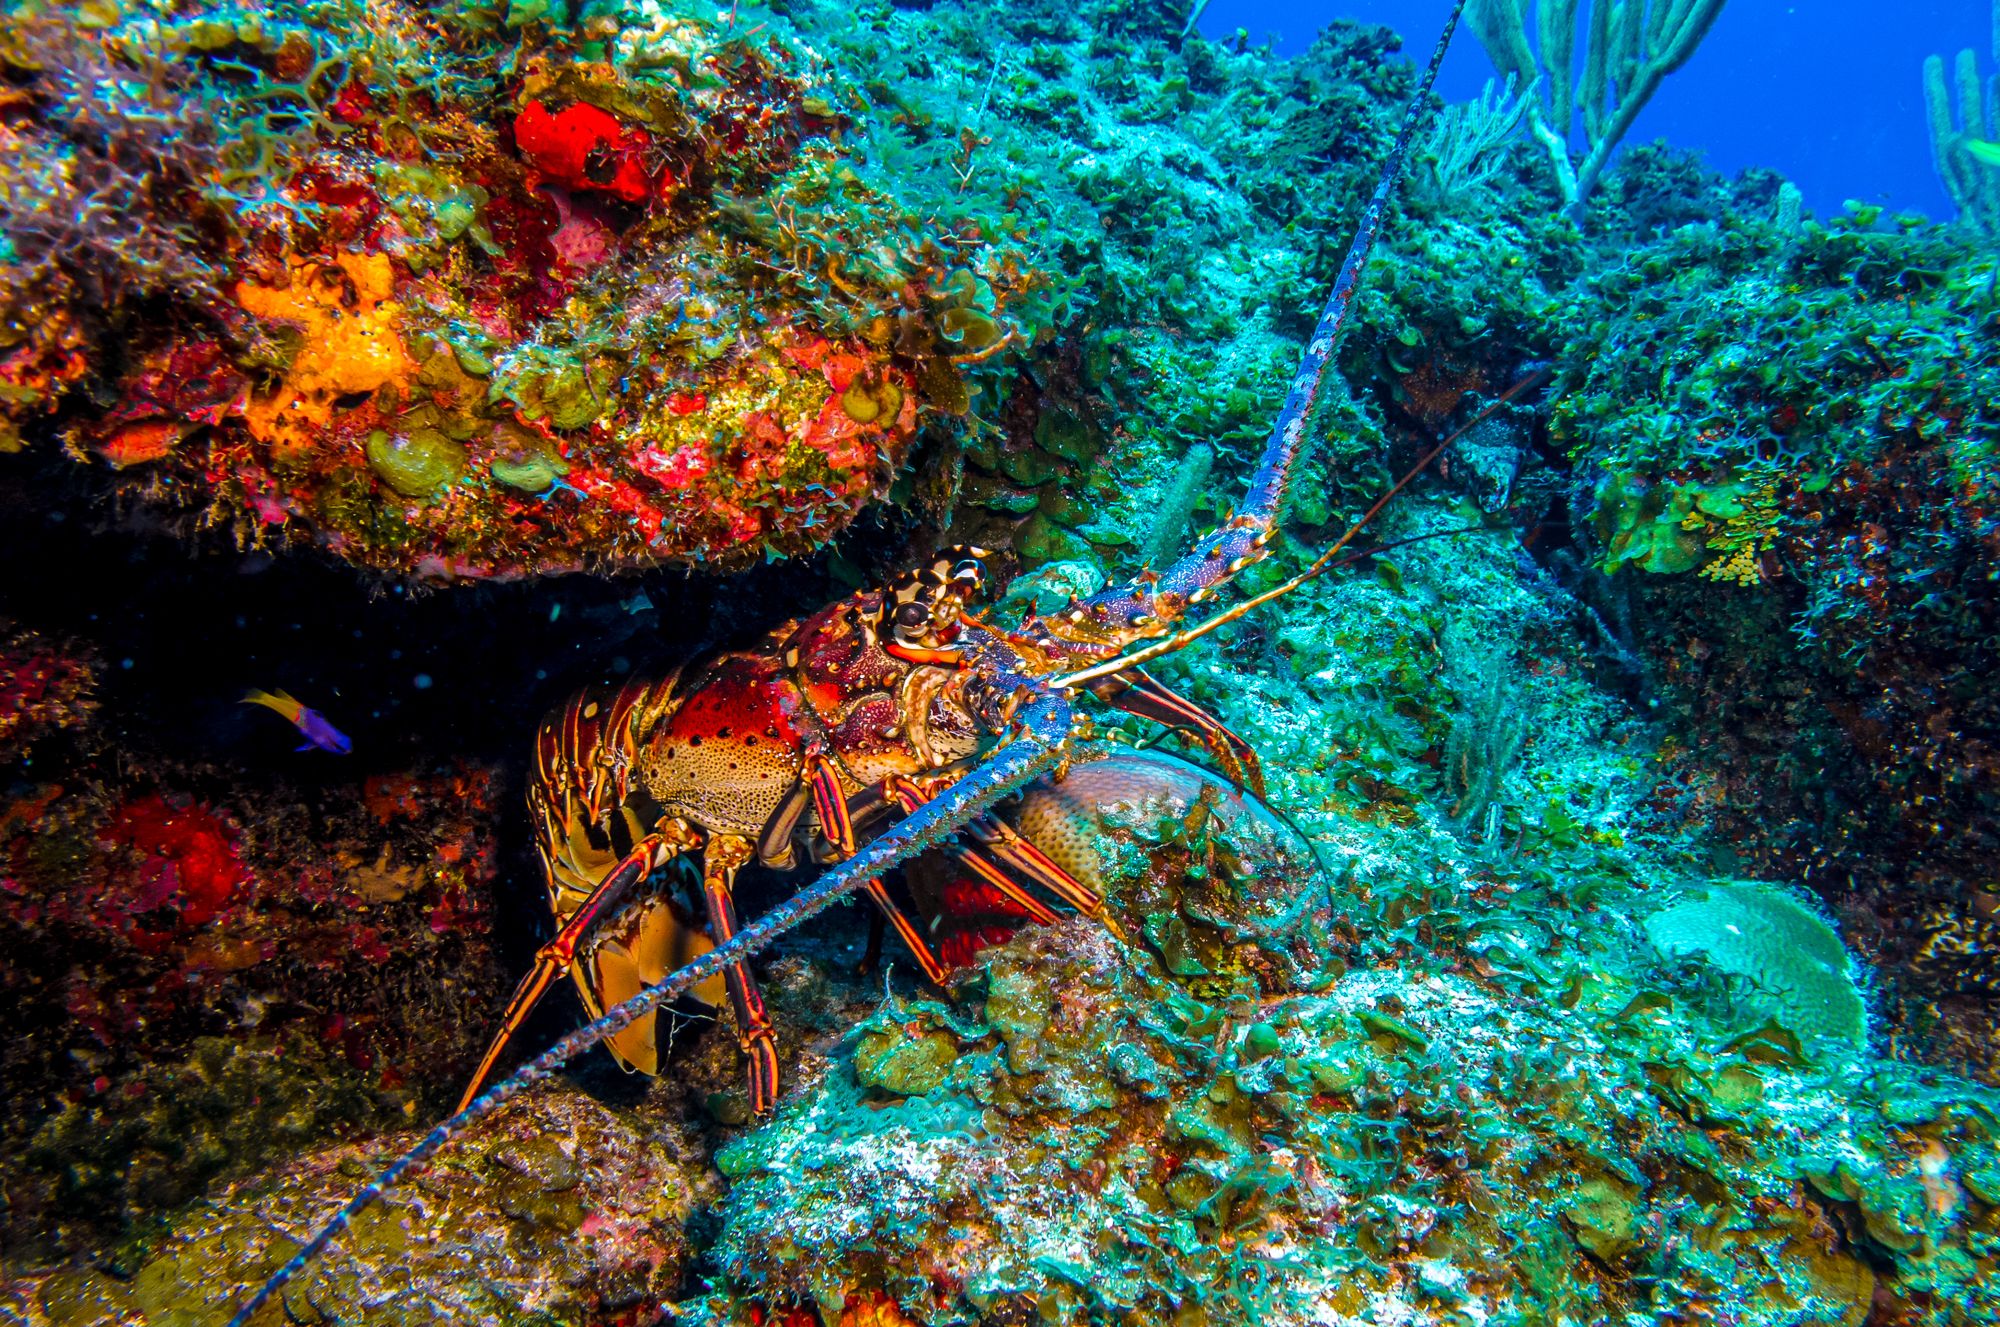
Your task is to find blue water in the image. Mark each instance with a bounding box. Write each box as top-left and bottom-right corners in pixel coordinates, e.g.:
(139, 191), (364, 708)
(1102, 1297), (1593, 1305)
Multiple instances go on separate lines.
(1201, 0), (1988, 224)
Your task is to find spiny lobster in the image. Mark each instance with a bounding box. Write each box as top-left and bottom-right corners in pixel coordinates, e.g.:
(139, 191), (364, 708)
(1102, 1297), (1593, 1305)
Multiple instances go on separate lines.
(231, 4), (1492, 1319)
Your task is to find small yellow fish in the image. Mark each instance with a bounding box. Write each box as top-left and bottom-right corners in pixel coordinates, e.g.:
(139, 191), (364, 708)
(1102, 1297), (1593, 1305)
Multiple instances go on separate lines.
(242, 688), (352, 754)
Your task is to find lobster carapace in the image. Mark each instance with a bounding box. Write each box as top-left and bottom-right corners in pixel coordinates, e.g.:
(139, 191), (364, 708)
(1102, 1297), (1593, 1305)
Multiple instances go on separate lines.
(479, 549), (1112, 1116)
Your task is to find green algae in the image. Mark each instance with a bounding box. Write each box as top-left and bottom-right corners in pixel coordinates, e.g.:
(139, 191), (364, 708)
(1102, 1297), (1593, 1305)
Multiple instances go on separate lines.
(366, 428), (466, 499)
(854, 1020), (960, 1098)
(1593, 470), (1707, 575)
(488, 422), (571, 494)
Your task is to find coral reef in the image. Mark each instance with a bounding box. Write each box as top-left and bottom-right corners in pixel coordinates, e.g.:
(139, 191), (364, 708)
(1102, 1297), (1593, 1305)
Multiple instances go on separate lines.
(1643, 882), (1870, 1049)
(1554, 193), (2000, 1016)
(0, 1), (1996, 1325)
(687, 637), (1998, 1323)
(0, 0), (1051, 577)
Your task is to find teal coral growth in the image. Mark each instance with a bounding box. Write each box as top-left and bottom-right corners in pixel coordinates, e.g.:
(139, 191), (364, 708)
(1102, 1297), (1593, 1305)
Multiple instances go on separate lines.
(1, 0), (1999, 1325)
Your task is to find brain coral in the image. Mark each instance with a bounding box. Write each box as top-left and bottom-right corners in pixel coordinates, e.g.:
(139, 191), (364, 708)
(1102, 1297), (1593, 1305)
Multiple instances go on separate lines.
(1644, 881), (1869, 1048)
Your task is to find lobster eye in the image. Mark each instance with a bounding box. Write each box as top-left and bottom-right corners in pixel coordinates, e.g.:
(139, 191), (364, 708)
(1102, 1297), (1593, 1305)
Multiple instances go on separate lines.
(894, 602), (929, 629)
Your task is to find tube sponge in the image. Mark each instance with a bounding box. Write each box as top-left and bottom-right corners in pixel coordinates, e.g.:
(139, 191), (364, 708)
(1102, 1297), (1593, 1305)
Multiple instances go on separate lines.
(1644, 882), (1868, 1050)
(1140, 443), (1212, 567)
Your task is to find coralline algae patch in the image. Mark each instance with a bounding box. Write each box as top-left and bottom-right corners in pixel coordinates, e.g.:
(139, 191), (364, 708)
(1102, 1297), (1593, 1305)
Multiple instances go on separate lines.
(205, 277), (914, 576)
(1, 1), (1045, 579)
(5, 1090), (708, 1327)
(0, 761), (509, 1254)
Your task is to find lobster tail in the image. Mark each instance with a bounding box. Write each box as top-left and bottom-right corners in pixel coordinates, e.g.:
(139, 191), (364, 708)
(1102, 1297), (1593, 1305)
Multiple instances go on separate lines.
(525, 675), (728, 1078)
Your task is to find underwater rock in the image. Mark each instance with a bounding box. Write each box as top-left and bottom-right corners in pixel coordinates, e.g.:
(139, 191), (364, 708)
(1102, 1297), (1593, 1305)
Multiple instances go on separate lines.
(1556, 203), (2000, 1018)
(661, 514), (2000, 1323)
(698, 814), (2000, 1326)
(0, 758), (508, 1257)
(4, 1087), (706, 1327)
(0, 622), (98, 763)
(997, 560), (1107, 617)
(0, 1), (1054, 579)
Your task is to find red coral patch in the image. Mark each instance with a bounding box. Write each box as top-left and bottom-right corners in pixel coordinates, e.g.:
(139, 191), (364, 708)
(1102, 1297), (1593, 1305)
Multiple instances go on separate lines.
(101, 794), (251, 927)
(513, 100), (665, 205)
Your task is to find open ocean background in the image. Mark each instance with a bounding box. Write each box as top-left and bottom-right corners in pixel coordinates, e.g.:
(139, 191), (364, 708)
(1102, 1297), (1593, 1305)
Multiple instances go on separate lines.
(1201, 1), (1989, 223)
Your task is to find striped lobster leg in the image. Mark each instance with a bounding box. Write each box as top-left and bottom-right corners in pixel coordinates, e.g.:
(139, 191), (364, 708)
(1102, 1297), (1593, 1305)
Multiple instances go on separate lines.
(1087, 669), (1265, 797)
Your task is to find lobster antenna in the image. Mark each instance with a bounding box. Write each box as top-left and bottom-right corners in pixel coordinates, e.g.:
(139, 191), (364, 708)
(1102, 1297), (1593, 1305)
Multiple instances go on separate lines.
(1052, 0), (1469, 639)
(225, 693), (1073, 1327)
(1057, 363), (1550, 690)
(1236, 0), (1468, 524)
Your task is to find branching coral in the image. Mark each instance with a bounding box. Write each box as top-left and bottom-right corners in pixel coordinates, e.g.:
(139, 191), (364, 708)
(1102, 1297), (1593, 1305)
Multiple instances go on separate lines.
(1411, 74), (1536, 210)
(1923, 0), (2000, 237)
(1467, 0), (1730, 209)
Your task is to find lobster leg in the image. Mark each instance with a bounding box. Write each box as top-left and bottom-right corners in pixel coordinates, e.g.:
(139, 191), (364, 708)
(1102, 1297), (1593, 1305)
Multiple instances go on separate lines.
(227, 689), (1083, 1326)
(807, 759), (951, 985)
(945, 843), (1064, 926)
(699, 833), (782, 1115)
(965, 813), (1110, 922)
(458, 832), (682, 1112)
(862, 879), (951, 985)
(883, 775), (1103, 924)
(805, 750), (857, 855)
(1089, 669), (1266, 798)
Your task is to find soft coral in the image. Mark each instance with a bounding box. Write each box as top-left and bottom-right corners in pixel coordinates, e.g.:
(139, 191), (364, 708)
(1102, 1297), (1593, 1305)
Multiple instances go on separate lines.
(102, 794), (251, 927)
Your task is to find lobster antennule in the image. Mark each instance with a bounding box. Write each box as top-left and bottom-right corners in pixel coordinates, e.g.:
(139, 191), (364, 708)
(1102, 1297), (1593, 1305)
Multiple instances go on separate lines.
(1056, 0), (1469, 648)
(1055, 362), (1551, 691)
(225, 687), (1076, 1327)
